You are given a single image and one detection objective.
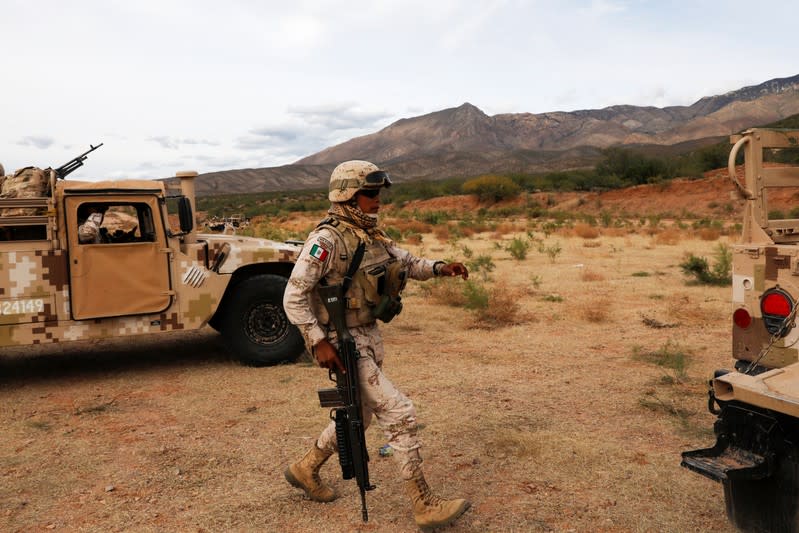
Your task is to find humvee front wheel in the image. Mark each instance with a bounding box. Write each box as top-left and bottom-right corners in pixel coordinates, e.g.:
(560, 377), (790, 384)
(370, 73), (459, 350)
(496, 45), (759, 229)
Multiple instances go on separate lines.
(219, 274), (304, 366)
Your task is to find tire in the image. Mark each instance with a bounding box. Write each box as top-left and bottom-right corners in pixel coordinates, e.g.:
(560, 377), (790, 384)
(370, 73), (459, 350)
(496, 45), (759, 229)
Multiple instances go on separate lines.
(219, 274), (304, 366)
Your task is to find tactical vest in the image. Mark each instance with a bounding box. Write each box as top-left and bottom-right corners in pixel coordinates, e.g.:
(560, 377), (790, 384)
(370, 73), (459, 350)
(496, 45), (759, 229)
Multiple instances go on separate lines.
(313, 218), (407, 329)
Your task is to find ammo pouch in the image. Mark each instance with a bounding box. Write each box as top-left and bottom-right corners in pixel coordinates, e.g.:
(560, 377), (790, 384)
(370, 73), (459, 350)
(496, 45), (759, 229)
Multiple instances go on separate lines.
(364, 260), (407, 323)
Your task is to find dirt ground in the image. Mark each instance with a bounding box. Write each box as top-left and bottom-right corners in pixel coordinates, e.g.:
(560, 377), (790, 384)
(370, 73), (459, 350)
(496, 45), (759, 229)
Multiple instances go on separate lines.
(0, 220), (741, 532)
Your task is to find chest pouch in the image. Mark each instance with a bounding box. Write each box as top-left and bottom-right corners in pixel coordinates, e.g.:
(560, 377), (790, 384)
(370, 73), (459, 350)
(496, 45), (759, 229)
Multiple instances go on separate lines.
(368, 260), (408, 323)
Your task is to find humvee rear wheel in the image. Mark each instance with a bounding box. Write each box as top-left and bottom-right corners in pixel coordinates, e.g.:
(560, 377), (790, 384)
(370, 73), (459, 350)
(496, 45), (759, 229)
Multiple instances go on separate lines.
(219, 274), (304, 366)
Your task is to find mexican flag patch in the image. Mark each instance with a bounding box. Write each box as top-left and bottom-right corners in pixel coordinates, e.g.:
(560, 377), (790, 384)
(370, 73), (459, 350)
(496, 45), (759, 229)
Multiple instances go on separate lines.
(309, 243), (329, 262)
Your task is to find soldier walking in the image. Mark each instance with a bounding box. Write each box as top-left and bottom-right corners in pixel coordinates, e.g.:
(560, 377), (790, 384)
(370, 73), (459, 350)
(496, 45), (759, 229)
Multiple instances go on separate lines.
(282, 160), (471, 530)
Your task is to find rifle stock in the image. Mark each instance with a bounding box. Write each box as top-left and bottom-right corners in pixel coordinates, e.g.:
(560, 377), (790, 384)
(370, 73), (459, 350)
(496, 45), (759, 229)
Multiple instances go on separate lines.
(316, 283), (375, 522)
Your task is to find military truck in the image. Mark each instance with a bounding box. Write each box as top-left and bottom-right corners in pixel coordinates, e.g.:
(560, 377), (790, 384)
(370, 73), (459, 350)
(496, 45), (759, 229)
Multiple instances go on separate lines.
(0, 152), (304, 366)
(681, 128), (799, 531)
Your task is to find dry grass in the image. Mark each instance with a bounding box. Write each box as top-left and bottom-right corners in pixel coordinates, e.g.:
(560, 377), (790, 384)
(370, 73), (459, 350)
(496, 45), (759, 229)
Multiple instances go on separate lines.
(390, 218), (433, 235)
(491, 222), (522, 238)
(573, 222), (600, 239)
(654, 227), (682, 245)
(0, 227), (735, 533)
(697, 227), (721, 241)
(581, 269), (606, 282)
(469, 281), (528, 328)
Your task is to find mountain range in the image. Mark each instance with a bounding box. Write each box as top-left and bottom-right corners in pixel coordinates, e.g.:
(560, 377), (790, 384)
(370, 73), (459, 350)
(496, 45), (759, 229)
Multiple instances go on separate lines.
(181, 74), (799, 196)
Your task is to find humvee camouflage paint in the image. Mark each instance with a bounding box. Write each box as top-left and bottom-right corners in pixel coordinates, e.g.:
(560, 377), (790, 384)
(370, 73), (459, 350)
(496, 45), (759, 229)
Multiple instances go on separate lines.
(682, 129), (799, 532)
(0, 164), (304, 366)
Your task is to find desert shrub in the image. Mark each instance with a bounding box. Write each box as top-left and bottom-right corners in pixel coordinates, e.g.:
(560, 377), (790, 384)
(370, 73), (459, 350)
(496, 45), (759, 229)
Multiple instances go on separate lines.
(462, 175), (522, 203)
(384, 226), (403, 241)
(697, 227), (720, 241)
(425, 278), (468, 307)
(679, 243), (732, 286)
(537, 241), (562, 263)
(463, 280), (490, 310)
(580, 296), (611, 323)
(541, 221), (559, 237)
(470, 281), (524, 328)
(505, 237), (531, 260)
(574, 223), (600, 239)
(466, 255), (496, 281)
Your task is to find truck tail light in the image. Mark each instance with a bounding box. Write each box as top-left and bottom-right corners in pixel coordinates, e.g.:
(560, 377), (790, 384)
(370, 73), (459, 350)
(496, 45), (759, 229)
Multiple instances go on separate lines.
(760, 288), (795, 337)
(733, 308), (752, 329)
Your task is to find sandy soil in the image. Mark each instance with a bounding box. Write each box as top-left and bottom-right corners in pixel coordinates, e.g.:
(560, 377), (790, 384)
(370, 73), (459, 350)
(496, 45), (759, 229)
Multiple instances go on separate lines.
(0, 224), (739, 532)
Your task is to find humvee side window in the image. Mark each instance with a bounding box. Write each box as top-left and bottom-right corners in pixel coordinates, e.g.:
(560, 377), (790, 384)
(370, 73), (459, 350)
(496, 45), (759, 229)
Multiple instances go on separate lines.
(77, 202), (157, 244)
(0, 197), (49, 241)
(0, 225), (47, 241)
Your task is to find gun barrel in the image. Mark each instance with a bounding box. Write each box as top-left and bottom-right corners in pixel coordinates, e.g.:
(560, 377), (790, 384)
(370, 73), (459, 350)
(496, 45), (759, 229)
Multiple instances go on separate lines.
(55, 143), (104, 179)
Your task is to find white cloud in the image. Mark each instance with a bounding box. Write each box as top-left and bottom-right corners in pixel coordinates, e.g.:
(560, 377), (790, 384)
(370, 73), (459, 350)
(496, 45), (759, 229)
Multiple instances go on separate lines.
(16, 136), (56, 150)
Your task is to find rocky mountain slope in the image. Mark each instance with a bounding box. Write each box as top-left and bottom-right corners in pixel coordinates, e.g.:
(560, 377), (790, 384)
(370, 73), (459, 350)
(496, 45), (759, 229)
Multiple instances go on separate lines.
(185, 74), (799, 196)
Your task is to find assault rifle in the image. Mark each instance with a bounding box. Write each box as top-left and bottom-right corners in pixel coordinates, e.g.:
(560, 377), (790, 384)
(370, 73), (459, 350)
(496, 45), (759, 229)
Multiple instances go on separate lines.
(55, 143), (103, 179)
(317, 282), (375, 522)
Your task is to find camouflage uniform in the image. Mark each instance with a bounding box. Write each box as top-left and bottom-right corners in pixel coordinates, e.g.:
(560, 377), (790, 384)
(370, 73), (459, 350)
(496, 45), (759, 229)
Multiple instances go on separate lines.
(77, 212), (104, 244)
(284, 160), (470, 529)
(283, 221), (440, 479)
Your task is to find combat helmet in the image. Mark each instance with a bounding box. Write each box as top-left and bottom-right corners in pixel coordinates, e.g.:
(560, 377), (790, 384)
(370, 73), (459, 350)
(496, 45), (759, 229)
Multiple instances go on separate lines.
(328, 160), (392, 202)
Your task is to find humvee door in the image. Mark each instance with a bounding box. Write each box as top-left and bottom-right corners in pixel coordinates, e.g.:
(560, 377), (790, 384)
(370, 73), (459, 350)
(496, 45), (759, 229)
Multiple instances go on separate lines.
(65, 194), (172, 320)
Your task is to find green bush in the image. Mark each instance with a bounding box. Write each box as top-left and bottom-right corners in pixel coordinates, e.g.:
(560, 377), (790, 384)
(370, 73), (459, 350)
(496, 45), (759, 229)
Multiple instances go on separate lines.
(466, 255), (496, 281)
(462, 280), (490, 310)
(505, 237), (531, 260)
(679, 243), (731, 285)
(462, 175), (521, 203)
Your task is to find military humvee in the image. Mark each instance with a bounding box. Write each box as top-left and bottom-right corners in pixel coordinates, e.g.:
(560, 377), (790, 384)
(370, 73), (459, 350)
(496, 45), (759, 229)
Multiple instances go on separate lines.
(681, 128), (799, 531)
(0, 155), (304, 366)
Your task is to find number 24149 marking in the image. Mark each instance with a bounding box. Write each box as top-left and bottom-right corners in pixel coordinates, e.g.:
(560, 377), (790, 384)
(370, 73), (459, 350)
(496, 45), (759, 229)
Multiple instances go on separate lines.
(0, 299), (45, 315)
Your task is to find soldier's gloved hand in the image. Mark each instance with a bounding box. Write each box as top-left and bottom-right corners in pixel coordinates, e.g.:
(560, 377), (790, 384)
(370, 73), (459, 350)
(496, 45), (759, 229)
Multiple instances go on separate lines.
(440, 262), (469, 279)
(313, 339), (345, 374)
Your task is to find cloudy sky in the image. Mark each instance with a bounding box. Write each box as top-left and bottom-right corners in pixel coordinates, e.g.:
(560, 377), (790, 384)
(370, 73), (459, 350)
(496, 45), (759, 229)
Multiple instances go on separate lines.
(2, 0), (796, 181)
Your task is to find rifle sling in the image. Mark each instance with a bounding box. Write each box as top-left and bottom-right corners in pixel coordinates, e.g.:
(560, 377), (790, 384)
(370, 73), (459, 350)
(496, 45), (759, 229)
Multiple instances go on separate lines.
(342, 241), (365, 294)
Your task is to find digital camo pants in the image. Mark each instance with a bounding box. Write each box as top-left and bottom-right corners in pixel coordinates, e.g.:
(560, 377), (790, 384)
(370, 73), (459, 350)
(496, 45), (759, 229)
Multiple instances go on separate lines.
(316, 325), (423, 480)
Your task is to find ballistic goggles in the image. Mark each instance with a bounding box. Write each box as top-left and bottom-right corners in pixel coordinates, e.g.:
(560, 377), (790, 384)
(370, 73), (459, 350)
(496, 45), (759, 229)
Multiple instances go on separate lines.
(362, 170), (392, 189)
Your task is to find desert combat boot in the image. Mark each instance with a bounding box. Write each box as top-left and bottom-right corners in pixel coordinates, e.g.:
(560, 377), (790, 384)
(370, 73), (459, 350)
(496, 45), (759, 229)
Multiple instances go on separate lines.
(405, 471), (471, 531)
(284, 444), (337, 502)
